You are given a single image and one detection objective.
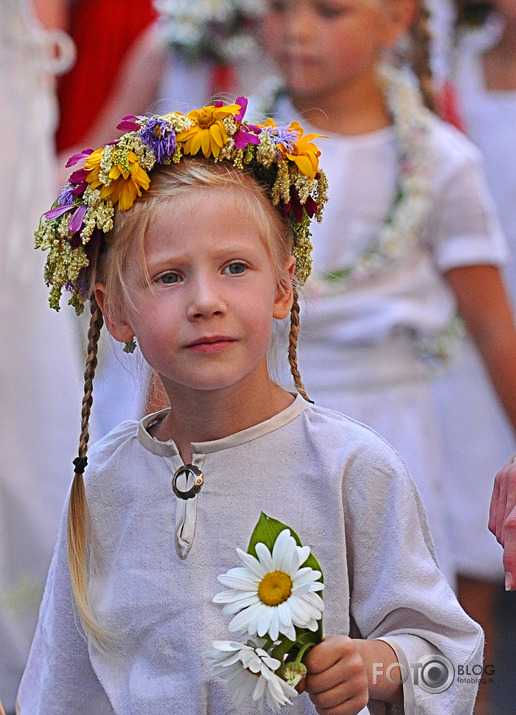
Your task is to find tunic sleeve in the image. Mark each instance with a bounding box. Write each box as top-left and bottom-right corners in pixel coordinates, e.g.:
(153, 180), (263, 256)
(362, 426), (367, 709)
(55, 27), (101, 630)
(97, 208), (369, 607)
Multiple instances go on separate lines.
(342, 437), (484, 714)
(424, 123), (508, 272)
(16, 499), (114, 714)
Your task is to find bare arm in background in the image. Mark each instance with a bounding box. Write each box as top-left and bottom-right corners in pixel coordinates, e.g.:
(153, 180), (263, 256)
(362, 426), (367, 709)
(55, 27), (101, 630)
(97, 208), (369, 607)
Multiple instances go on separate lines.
(56, 22), (166, 181)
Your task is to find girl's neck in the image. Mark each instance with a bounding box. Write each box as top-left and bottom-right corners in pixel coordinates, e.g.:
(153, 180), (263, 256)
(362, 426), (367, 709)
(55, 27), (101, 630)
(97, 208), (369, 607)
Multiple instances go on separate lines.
(290, 76), (391, 136)
(151, 375), (295, 463)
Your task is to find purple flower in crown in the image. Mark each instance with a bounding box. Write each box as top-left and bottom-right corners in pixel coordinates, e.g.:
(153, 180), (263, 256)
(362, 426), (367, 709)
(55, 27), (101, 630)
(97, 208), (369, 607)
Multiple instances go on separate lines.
(233, 96), (261, 149)
(140, 117), (177, 162)
(117, 115), (144, 132)
(65, 148), (94, 168)
(262, 123), (299, 155)
(57, 185), (75, 207)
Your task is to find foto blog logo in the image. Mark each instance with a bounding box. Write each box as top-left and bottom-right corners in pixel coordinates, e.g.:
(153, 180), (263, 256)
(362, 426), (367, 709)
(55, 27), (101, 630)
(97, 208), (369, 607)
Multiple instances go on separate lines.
(373, 654), (455, 694)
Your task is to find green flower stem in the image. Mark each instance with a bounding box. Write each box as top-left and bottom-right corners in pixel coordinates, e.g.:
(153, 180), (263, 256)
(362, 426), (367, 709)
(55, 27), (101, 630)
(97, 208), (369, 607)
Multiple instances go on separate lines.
(294, 640), (315, 666)
(271, 638), (295, 664)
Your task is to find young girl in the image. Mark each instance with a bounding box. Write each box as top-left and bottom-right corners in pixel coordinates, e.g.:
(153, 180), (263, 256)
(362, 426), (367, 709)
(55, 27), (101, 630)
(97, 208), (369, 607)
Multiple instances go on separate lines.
(17, 101), (482, 713)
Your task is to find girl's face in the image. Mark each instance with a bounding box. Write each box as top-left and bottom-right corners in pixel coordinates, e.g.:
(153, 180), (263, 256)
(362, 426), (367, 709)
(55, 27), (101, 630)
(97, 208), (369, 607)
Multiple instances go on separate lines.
(262, 0), (411, 101)
(96, 191), (294, 400)
(492, 0), (516, 21)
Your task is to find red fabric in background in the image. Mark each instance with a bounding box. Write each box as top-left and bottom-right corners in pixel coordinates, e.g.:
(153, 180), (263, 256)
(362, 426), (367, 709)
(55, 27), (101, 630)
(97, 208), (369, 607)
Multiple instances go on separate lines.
(436, 81), (466, 134)
(56, 0), (157, 152)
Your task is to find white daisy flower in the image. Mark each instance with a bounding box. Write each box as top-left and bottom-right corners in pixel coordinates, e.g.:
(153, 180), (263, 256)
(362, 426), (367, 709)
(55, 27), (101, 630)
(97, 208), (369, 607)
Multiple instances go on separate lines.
(214, 528), (324, 641)
(204, 639), (298, 713)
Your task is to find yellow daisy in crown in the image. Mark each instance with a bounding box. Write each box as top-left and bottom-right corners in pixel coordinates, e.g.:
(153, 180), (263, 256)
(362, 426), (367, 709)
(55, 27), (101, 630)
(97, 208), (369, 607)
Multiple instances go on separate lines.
(177, 103), (242, 159)
(86, 147), (150, 212)
(282, 122), (325, 180)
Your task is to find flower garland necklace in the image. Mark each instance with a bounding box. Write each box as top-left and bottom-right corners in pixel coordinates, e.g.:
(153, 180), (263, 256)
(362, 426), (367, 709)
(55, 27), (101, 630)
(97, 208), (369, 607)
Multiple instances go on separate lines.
(319, 63), (434, 292)
(253, 64), (435, 293)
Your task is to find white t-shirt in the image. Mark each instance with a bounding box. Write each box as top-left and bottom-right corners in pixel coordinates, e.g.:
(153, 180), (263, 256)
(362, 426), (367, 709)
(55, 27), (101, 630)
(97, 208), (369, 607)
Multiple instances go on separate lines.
(272, 97), (507, 389)
(18, 397), (482, 714)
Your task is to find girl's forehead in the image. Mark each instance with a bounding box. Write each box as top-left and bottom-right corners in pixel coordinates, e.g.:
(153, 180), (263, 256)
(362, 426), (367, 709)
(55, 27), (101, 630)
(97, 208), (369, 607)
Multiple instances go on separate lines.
(145, 192), (265, 248)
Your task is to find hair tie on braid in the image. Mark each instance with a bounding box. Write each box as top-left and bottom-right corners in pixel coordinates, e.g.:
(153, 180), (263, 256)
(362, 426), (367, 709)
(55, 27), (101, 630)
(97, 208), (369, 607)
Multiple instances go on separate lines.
(73, 456), (88, 474)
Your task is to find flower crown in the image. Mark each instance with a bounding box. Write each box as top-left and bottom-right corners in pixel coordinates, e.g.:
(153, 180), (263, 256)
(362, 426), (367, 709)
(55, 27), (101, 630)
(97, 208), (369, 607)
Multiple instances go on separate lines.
(36, 97), (328, 314)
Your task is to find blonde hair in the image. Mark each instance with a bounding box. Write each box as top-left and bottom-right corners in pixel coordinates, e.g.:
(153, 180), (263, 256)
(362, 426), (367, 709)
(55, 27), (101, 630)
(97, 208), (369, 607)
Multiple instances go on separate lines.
(386, 0), (436, 111)
(68, 158), (310, 643)
(407, 1), (436, 111)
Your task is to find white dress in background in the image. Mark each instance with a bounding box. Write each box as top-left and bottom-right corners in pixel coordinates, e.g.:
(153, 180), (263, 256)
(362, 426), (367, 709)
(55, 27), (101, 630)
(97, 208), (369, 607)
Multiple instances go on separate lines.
(431, 19), (516, 582)
(0, 1), (82, 709)
(265, 95), (508, 586)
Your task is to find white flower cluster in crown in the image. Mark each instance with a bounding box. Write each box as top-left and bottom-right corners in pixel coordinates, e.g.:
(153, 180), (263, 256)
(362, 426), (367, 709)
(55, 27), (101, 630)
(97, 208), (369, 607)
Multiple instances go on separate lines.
(317, 63), (434, 291)
(154, 0), (265, 62)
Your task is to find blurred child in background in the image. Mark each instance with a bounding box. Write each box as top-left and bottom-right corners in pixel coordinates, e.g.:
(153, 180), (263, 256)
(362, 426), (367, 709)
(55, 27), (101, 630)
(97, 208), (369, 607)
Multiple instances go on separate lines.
(252, 2), (516, 710)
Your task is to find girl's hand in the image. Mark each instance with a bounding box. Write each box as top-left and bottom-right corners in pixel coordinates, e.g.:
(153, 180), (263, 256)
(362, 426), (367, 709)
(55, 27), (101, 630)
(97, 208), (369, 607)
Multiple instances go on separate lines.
(303, 635), (369, 715)
(489, 454), (516, 590)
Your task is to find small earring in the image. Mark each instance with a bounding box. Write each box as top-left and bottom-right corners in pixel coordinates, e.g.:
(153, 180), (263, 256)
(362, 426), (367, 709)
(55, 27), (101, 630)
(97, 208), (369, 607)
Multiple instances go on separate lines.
(123, 337), (137, 353)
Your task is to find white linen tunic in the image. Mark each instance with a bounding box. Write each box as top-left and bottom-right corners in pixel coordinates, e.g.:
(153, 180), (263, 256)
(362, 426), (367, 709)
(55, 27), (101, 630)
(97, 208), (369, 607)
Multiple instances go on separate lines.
(267, 96), (508, 584)
(18, 397), (482, 714)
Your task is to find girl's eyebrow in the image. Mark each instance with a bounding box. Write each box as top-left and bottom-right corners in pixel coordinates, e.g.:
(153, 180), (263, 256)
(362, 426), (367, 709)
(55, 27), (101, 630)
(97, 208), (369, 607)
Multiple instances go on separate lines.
(147, 242), (261, 263)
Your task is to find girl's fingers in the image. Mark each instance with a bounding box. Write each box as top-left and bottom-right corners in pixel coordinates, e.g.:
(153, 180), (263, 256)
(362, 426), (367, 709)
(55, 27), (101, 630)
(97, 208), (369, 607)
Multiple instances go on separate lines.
(308, 678), (369, 715)
(488, 467), (502, 537)
(305, 635), (354, 675)
(502, 505), (516, 590)
(495, 461), (510, 543)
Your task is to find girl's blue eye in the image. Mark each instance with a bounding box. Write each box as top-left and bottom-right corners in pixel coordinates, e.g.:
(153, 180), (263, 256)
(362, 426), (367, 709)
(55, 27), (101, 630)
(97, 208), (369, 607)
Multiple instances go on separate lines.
(224, 262), (247, 275)
(316, 3), (346, 19)
(158, 272), (181, 284)
(268, 0), (287, 13)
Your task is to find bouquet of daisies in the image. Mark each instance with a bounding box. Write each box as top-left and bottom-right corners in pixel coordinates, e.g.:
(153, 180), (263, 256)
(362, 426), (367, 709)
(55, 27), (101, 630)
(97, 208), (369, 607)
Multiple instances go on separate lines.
(205, 513), (325, 712)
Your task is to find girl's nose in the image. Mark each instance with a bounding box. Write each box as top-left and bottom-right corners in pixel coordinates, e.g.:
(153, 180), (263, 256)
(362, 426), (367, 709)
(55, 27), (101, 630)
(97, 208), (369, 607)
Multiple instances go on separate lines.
(282, 5), (313, 43)
(186, 276), (226, 320)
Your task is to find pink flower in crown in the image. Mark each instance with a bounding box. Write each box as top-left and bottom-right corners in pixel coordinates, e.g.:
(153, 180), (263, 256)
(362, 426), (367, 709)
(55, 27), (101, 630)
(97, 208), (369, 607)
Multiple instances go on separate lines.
(233, 97), (261, 149)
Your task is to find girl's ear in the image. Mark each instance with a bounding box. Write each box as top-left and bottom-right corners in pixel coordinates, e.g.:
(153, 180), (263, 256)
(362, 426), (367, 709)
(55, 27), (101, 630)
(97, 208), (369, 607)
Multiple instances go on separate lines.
(94, 283), (134, 343)
(382, 0), (418, 47)
(273, 256), (296, 320)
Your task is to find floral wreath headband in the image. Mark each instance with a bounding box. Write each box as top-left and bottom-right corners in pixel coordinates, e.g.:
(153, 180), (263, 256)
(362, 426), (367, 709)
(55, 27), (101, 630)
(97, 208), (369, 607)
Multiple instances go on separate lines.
(36, 97), (328, 315)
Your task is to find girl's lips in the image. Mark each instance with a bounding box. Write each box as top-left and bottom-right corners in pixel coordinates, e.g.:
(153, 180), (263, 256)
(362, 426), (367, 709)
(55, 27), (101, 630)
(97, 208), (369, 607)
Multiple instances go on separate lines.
(185, 337), (237, 354)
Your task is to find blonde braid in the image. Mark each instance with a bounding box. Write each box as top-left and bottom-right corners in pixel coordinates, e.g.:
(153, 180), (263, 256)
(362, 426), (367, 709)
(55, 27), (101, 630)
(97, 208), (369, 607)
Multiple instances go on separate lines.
(67, 297), (107, 641)
(410, 1), (436, 112)
(288, 285), (311, 402)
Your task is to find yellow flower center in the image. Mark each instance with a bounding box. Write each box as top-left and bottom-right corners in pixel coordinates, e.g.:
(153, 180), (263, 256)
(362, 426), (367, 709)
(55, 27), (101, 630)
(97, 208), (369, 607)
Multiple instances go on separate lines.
(257, 571), (293, 606)
(196, 108), (216, 128)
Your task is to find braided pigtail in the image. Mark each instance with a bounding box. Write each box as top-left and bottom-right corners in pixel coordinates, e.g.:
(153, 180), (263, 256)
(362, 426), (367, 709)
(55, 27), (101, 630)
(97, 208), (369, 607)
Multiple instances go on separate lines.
(67, 296), (107, 642)
(409, 1), (436, 112)
(287, 284), (311, 402)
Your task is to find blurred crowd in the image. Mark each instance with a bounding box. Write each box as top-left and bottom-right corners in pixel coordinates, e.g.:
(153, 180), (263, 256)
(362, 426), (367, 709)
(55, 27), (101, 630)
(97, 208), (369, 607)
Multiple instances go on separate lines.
(1, 1), (516, 713)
